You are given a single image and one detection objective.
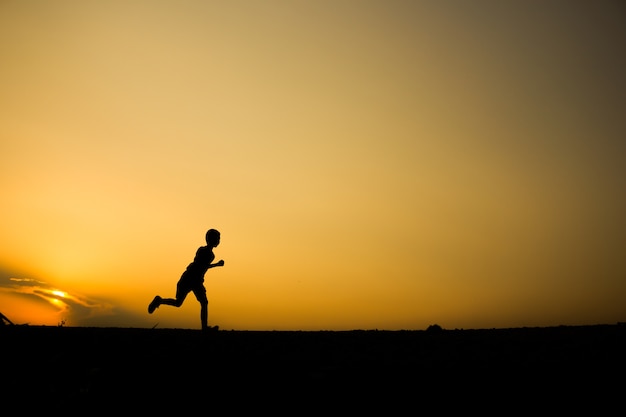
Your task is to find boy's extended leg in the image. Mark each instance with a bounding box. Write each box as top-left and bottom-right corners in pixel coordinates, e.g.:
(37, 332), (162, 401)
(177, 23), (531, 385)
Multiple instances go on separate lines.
(151, 283), (189, 313)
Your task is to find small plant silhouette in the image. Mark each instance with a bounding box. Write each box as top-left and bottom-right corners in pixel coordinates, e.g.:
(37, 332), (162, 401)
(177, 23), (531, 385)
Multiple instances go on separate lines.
(426, 324), (443, 333)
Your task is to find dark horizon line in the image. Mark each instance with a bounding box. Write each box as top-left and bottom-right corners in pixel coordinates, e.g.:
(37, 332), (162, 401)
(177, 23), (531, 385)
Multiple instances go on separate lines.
(3, 322), (624, 332)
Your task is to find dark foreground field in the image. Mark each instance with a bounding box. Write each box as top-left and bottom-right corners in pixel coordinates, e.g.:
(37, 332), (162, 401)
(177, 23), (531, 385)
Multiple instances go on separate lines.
(2, 324), (624, 412)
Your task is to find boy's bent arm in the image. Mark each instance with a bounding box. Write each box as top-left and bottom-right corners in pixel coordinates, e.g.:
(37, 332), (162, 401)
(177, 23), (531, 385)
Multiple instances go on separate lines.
(208, 260), (225, 268)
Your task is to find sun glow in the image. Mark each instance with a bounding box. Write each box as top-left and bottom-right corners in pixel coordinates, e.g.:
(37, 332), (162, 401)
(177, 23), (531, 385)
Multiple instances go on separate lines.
(50, 297), (64, 307)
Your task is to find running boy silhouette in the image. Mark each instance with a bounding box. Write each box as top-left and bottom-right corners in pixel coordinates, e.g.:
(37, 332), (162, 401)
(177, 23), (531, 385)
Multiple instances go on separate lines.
(148, 229), (224, 332)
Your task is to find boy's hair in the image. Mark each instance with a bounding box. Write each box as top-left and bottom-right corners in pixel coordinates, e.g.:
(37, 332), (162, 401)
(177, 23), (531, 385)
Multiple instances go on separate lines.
(206, 229), (220, 243)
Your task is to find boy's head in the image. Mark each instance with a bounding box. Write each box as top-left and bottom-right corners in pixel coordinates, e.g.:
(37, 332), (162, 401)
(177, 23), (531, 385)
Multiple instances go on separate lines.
(206, 229), (221, 247)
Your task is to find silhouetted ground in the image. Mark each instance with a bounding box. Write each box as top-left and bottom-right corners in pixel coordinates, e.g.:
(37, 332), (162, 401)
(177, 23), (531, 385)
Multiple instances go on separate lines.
(2, 324), (624, 413)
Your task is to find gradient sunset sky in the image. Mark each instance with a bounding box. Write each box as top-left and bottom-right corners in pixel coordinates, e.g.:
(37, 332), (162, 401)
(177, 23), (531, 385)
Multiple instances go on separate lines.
(1, 0), (624, 330)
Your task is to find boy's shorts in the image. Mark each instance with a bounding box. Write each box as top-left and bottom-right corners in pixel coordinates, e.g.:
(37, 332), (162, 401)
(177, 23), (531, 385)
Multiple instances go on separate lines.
(177, 273), (208, 303)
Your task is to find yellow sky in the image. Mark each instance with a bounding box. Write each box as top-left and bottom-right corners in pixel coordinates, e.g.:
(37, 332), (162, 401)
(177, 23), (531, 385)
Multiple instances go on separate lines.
(1, 0), (625, 330)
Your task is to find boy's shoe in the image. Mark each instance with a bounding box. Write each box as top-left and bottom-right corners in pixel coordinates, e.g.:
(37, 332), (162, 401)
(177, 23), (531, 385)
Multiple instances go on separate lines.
(148, 296), (162, 314)
(202, 325), (219, 333)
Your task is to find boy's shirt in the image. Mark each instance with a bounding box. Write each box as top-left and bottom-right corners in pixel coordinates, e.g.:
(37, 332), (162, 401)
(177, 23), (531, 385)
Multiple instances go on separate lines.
(184, 246), (215, 278)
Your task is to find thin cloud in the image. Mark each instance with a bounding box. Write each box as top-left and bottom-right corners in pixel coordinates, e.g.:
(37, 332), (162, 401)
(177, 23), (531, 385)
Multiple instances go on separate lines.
(0, 275), (145, 327)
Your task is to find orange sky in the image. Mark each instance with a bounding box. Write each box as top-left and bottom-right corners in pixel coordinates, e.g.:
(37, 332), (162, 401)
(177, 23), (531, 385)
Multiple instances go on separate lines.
(1, 0), (625, 330)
